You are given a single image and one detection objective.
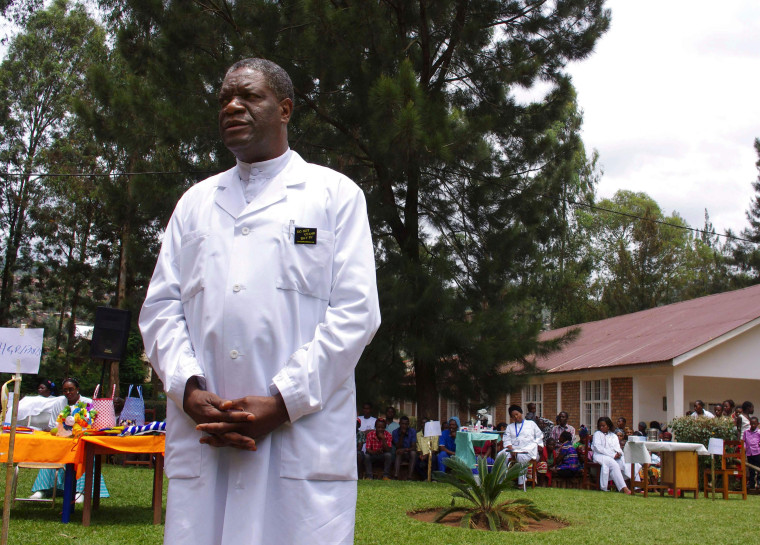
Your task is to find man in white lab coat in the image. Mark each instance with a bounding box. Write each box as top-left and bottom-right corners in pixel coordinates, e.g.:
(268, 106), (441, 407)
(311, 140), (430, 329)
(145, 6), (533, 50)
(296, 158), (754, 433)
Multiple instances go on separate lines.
(139, 58), (380, 545)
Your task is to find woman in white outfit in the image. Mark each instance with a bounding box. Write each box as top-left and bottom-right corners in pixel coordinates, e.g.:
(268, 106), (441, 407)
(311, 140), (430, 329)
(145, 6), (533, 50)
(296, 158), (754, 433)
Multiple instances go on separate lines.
(591, 416), (631, 494)
(500, 405), (544, 486)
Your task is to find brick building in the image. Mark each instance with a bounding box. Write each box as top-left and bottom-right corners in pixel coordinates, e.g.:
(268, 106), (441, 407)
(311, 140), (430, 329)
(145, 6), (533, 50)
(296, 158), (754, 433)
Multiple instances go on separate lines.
(401, 285), (760, 432)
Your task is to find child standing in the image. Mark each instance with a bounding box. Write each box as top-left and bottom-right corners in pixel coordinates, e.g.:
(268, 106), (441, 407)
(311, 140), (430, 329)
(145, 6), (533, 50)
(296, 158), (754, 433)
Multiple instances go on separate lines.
(743, 416), (760, 490)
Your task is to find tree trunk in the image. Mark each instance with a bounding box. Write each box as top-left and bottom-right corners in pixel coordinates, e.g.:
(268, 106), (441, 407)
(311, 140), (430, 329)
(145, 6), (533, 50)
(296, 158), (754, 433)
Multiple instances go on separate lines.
(116, 171), (134, 308)
(414, 357), (439, 422)
(65, 204), (93, 355)
(0, 175), (30, 326)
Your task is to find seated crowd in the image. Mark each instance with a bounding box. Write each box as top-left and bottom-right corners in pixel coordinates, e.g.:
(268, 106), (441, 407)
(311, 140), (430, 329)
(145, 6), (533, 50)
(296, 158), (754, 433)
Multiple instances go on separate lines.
(356, 398), (759, 492)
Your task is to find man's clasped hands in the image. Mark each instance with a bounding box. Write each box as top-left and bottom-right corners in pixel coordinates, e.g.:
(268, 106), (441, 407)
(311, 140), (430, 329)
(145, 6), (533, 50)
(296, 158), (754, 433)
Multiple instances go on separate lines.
(183, 376), (290, 450)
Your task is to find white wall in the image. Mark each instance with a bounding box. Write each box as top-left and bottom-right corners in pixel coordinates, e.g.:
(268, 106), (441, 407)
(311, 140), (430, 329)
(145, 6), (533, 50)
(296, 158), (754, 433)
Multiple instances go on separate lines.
(635, 374), (668, 426)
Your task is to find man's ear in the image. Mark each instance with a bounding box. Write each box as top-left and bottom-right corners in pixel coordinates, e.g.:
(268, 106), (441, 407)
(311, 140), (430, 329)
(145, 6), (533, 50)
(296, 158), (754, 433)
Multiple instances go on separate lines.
(280, 98), (293, 123)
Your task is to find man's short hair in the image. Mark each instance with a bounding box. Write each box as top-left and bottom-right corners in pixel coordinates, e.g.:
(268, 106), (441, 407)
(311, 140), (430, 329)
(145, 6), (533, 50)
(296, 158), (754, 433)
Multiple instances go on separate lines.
(225, 58), (295, 103)
(399, 415), (410, 423)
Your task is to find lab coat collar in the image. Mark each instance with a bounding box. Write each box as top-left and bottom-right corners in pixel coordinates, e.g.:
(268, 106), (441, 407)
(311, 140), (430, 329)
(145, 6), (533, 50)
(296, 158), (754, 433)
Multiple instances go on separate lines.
(214, 152), (308, 219)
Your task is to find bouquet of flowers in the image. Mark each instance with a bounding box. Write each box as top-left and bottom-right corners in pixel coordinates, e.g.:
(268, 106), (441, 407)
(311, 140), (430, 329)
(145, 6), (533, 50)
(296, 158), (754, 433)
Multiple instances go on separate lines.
(50, 401), (97, 438)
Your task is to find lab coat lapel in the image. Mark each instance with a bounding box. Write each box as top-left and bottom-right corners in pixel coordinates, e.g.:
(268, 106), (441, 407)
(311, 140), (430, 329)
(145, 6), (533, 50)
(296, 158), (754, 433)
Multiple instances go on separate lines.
(214, 169), (246, 219)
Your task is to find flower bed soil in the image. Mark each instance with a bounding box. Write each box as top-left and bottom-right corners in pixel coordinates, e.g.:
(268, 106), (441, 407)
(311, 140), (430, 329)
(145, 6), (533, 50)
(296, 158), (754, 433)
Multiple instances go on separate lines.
(408, 508), (569, 532)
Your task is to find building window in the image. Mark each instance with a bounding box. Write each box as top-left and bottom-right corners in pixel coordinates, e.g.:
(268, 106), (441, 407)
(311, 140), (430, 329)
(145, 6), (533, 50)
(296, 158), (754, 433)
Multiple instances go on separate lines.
(581, 379), (610, 429)
(446, 399), (459, 423)
(523, 384), (543, 417)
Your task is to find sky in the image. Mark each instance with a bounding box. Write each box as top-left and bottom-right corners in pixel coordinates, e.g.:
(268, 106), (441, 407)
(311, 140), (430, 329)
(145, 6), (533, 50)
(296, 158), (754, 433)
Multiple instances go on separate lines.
(566, 0), (760, 237)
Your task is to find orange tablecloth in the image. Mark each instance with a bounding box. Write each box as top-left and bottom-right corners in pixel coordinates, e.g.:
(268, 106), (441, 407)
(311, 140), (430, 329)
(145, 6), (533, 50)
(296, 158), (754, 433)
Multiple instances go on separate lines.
(1, 431), (165, 478)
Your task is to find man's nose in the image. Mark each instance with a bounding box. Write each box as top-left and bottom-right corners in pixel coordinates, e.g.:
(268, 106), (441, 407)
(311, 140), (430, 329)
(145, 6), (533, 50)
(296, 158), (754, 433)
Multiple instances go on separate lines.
(223, 96), (245, 112)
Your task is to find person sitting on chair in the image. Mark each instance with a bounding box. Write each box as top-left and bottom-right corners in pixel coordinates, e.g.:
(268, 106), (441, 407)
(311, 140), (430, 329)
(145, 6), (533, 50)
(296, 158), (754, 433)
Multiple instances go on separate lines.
(392, 416), (417, 480)
(363, 418), (392, 480)
(437, 419), (458, 471)
(500, 405), (543, 486)
(591, 416), (631, 494)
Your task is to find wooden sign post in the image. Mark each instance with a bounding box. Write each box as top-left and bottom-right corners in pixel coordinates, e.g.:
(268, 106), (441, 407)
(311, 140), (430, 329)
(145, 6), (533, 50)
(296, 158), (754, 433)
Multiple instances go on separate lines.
(0, 325), (44, 545)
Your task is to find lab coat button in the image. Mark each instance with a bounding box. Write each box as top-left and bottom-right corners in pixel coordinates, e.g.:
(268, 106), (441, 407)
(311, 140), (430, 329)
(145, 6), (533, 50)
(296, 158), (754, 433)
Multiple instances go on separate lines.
(232, 284), (242, 293)
(229, 350), (239, 359)
(241, 227), (250, 235)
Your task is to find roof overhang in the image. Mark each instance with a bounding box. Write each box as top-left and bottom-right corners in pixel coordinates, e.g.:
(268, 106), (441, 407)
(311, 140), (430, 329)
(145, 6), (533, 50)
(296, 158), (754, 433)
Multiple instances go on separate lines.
(673, 316), (760, 366)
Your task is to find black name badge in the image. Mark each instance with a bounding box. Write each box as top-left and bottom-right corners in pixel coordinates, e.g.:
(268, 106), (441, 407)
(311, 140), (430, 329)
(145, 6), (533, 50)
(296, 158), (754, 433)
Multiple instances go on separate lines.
(294, 227), (317, 245)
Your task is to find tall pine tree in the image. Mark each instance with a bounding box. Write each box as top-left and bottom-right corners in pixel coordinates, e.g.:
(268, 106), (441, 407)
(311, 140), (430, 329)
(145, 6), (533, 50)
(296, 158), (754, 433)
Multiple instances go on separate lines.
(95, 0), (610, 416)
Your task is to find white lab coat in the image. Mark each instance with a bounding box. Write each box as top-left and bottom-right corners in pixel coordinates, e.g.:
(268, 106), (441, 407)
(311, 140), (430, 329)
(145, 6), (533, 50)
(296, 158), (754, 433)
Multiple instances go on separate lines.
(139, 151), (380, 544)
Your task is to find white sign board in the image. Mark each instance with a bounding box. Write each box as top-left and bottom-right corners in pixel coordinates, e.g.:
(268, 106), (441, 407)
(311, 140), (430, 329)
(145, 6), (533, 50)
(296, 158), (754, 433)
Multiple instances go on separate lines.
(708, 437), (724, 455)
(0, 328), (43, 374)
(424, 421), (442, 438)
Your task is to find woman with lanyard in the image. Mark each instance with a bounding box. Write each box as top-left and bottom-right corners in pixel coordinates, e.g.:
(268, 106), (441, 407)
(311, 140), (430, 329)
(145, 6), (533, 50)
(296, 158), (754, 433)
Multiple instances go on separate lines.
(500, 405), (544, 486)
(30, 378), (110, 502)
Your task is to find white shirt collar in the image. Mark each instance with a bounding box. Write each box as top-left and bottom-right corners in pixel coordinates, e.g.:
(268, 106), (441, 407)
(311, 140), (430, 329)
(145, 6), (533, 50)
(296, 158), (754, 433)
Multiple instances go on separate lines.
(236, 148), (292, 203)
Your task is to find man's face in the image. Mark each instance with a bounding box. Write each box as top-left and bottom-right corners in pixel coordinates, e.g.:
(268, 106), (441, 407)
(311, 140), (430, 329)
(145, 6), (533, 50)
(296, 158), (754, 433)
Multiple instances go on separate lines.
(386, 407), (396, 421)
(362, 404), (372, 418)
(557, 413), (568, 426)
(448, 420), (458, 433)
(617, 418), (625, 428)
(694, 402), (703, 413)
(399, 418), (409, 432)
(527, 403), (536, 413)
(374, 420), (386, 434)
(218, 67), (292, 162)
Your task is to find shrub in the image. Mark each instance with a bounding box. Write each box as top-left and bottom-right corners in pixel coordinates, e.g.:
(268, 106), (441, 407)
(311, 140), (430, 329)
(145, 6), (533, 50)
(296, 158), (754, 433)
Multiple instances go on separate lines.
(668, 416), (738, 446)
(432, 455), (547, 531)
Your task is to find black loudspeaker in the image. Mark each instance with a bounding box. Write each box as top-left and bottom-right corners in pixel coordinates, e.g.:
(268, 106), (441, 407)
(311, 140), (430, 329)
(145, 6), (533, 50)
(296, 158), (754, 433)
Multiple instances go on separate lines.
(90, 307), (132, 361)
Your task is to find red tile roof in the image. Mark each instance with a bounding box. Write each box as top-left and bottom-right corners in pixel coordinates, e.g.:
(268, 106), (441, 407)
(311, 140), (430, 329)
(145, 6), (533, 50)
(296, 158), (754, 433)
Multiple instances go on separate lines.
(535, 284), (760, 373)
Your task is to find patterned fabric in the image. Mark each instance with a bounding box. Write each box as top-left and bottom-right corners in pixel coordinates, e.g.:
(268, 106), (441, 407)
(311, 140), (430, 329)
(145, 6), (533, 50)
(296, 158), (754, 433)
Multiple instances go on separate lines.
(32, 468), (110, 497)
(551, 424), (576, 442)
(556, 442), (580, 471)
(120, 421), (166, 436)
(364, 430), (392, 452)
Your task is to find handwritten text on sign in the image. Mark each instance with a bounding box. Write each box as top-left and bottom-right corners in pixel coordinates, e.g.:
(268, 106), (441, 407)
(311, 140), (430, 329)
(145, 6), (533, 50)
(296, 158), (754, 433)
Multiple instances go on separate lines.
(0, 328), (43, 374)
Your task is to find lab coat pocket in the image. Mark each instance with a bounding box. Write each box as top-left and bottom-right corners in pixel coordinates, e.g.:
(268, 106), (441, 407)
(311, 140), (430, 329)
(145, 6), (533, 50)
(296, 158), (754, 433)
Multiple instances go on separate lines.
(276, 224), (334, 300)
(178, 230), (209, 303)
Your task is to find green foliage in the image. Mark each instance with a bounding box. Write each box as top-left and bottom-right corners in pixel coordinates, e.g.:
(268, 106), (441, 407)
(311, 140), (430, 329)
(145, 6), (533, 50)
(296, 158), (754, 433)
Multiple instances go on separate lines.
(433, 455), (546, 531)
(119, 328), (149, 394)
(733, 138), (760, 282)
(668, 415), (739, 446)
(0, 0), (107, 326)
(91, 0), (611, 416)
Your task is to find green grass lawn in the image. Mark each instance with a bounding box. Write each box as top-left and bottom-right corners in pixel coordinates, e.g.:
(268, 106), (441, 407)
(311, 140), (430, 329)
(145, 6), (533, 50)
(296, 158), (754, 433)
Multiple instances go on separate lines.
(2, 464), (758, 545)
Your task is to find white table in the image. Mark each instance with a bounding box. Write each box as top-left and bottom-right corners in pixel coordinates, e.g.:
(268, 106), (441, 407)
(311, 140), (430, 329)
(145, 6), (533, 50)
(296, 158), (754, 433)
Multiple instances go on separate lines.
(623, 441), (709, 498)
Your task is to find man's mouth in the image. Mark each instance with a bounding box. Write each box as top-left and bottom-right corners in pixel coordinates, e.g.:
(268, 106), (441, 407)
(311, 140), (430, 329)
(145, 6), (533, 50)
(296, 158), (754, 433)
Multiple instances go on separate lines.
(223, 119), (248, 129)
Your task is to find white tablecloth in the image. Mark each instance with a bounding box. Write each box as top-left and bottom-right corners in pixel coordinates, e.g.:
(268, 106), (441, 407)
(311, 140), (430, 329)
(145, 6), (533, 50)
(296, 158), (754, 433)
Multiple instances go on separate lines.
(623, 441), (709, 464)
